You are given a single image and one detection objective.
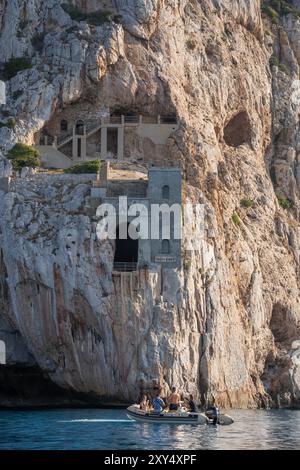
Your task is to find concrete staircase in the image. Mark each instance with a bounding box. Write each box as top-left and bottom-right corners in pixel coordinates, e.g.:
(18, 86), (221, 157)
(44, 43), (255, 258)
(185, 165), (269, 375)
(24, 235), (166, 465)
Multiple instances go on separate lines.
(36, 146), (73, 169)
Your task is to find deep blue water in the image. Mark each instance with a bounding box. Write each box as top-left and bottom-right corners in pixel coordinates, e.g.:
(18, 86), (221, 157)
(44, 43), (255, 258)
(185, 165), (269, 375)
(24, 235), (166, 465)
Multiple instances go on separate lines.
(0, 408), (299, 450)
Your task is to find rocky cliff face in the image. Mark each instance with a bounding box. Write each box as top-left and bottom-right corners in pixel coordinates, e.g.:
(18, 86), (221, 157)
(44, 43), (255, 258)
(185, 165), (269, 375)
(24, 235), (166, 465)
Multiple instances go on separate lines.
(1, 0), (300, 408)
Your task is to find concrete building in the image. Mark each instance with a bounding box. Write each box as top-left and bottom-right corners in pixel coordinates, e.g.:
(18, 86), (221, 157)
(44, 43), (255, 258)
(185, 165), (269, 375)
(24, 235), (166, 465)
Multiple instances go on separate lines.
(92, 164), (182, 271)
(0, 80), (5, 106)
(36, 115), (179, 169)
(0, 340), (5, 365)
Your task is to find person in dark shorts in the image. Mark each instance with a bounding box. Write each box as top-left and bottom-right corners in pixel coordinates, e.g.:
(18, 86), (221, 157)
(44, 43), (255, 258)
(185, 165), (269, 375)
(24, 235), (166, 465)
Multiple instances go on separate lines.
(188, 394), (198, 413)
(168, 386), (180, 411)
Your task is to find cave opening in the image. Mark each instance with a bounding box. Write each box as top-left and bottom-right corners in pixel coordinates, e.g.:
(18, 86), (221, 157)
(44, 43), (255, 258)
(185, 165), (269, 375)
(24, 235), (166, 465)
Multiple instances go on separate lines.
(113, 224), (138, 271)
(224, 111), (251, 147)
(270, 303), (298, 345)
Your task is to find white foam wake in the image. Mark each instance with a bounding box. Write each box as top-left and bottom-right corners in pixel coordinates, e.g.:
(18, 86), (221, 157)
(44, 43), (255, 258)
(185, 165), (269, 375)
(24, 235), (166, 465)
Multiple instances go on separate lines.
(59, 419), (132, 423)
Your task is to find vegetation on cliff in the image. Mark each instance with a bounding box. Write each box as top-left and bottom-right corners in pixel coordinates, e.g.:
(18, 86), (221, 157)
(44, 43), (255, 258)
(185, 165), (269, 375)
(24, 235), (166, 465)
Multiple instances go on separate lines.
(63, 160), (100, 174)
(8, 143), (40, 171)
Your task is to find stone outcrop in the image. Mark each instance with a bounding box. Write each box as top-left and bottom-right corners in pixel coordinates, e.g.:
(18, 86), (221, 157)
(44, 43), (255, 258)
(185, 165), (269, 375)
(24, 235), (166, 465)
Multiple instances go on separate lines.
(1, 0), (300, 408)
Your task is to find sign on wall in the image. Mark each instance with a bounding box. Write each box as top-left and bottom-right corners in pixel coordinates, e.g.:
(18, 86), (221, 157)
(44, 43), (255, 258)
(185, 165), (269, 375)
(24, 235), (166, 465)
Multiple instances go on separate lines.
(155, 255), (177, 263)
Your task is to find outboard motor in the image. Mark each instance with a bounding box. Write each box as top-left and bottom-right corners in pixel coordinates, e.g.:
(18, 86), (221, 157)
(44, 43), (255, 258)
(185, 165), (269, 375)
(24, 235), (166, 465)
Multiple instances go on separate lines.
(205, 405), (219, 425)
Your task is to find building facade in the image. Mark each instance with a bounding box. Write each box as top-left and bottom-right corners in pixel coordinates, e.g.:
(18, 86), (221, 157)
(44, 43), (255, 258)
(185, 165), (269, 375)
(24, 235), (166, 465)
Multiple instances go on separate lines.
(92, 164), (182, 271)
(36, 115), (179, 168)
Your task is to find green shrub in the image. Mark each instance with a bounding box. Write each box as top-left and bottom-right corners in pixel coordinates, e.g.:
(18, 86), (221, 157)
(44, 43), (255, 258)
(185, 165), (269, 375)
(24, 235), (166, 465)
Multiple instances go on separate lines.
(276, 193), (294, 209)
(64, 160), (101, 174)
(184, 259), (192, 271)
(262, 1), (300, 20)
(186, 39), (197, 51)
(269, 55), (291, 75)
(113, 14), (123, 24)
(62, 3), (112, 25)
(31, 33), (45, 52)
(6, 118), (16, 129)
(12, 90), (22, 100)
(278, 63), (291, 75)
(262, 4), (280, 22)
(8, 143), (40, 171)
(0, 118), (16, 129)
(240, 198), (254, 208)
(3, 57), (32, 80)
(270, 55), (280, 67)
(232, 212), (241, 226)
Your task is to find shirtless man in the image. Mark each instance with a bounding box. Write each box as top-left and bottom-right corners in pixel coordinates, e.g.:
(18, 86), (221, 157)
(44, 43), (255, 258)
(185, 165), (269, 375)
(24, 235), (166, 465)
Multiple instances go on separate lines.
(168, 386), (180, 411)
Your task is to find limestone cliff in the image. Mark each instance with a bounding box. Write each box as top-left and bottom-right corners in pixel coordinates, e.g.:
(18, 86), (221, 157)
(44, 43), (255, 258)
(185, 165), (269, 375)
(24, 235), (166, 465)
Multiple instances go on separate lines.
(1, 0), (300, 408)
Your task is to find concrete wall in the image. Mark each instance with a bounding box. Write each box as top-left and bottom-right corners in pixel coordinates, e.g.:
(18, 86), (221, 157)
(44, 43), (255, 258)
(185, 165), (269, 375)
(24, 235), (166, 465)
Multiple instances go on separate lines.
(0, 177), (10, 192)
(87, 129), (102, 158)
(0, 340), (5, 365)
(137, 123), (178, 145)
(0, 80), (5, 105)
(148, 168), (182, 269)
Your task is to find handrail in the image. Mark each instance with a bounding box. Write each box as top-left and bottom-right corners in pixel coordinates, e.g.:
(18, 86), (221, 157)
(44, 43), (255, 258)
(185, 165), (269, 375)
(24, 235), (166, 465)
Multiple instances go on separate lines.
(57, 131), (73, 147)
(124, 115), (139, 123)
(160, 116), (178, 124)
(113, 262), (138, 272)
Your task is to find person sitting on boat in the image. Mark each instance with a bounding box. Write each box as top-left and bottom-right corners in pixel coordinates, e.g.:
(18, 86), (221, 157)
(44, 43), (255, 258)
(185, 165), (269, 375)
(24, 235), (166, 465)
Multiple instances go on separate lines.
(152, 390), (165, 413)
(168, 386), (180, 411)
(139, 394), (149, 411)
(188, 394), (198, 413)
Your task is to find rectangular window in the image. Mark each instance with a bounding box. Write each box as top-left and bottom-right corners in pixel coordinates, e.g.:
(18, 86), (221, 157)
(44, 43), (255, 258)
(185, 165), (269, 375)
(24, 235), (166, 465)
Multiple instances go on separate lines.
(77, 138), (81, 158)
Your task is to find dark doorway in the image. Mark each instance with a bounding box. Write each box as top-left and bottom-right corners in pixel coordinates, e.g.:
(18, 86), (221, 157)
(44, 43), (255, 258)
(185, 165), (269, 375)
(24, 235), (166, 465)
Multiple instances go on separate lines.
(107, 128), (118, 158)
(114, 224), (138, 271)
(77, 138), (82, 158)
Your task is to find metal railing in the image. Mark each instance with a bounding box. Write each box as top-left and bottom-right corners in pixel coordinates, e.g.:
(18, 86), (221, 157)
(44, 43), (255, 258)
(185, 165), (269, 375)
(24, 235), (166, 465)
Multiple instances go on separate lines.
(160, 116), (178, 124)
(39, 135), (54, 146)
(105, 115), (123, 124)
(40, 114), (178, 149)
(57, 131), (74, 148)
(86, 122), (101, 136)
(124, 115), (139, 124)
(113, 262), (138, 272)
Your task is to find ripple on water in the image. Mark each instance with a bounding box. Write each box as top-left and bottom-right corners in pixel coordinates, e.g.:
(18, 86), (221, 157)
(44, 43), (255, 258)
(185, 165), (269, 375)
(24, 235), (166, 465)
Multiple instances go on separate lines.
(0, 409), (299, 450)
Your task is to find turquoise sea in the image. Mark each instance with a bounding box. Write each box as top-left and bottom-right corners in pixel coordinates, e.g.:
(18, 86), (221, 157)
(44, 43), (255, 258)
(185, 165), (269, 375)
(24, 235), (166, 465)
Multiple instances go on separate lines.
(0, 408), (299, 450)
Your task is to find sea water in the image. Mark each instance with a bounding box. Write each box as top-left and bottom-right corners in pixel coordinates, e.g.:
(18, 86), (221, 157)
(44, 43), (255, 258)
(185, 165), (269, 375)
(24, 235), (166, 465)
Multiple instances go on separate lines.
(0, 408), (299, 450)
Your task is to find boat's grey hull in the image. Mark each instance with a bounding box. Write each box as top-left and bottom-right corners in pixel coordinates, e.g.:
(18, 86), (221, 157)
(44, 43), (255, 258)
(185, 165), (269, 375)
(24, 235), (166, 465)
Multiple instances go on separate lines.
(126, 407), (207, 425)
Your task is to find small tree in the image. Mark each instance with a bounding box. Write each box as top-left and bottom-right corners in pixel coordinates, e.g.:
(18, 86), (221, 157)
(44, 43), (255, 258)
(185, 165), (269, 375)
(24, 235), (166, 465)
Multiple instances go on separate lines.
(8, 143), (40, 171)
(64, 160), (101, 174)
(3, 57), (32, 80)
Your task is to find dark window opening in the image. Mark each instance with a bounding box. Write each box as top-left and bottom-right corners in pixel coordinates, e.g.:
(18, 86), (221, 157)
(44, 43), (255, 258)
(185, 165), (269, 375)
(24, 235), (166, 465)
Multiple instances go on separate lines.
(162, 239), (170, 254)
(77, 138), (81, 158)
(61, 119), (68, 132)
(114, 224), (138, 271)
(162, 185), (170, 199)
(39, 135), (46, 145)
(76, 120), (84, 135)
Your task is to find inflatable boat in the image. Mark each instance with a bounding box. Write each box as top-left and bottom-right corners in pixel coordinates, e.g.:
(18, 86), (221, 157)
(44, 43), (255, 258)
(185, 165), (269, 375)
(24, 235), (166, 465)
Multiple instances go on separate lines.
(126, 405), (234, 425)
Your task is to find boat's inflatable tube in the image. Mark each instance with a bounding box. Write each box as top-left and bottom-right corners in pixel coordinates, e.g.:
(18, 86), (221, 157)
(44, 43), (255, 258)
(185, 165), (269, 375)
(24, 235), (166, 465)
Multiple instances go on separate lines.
(126, 405), (234, 426)
(217, 414), (234, 426)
